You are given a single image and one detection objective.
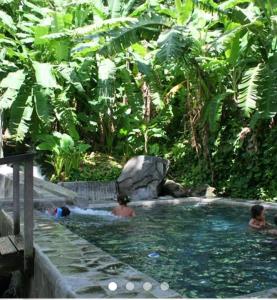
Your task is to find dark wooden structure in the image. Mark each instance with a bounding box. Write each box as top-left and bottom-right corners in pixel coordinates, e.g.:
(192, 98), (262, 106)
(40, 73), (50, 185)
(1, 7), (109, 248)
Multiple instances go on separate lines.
(0, 153), (34, 276)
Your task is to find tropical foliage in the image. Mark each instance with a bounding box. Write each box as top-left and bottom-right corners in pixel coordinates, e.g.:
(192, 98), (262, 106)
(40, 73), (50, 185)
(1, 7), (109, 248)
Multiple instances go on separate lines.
(0, 0), (276, 199)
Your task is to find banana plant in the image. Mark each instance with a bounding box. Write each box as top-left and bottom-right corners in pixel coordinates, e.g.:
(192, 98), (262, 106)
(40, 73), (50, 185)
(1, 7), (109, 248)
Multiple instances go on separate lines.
(36, 131), (90, 180)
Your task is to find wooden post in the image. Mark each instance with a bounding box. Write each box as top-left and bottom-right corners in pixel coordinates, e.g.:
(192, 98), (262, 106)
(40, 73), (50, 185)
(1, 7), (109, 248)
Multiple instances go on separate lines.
(24, 159), (34, 275)
(13, 163), (20, 235)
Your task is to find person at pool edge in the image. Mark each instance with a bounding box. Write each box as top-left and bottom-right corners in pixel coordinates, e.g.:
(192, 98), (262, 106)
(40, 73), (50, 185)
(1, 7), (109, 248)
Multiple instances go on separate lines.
(249, 204), (271, 229)
(112, 195), (136, 217)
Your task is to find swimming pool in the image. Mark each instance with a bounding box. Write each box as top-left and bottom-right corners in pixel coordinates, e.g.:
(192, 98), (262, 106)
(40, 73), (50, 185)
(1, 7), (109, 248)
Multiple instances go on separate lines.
(63, 203), (277, 298)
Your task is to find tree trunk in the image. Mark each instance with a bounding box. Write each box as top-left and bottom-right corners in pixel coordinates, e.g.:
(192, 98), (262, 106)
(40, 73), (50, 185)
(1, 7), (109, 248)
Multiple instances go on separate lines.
(142, 81), (151, 122)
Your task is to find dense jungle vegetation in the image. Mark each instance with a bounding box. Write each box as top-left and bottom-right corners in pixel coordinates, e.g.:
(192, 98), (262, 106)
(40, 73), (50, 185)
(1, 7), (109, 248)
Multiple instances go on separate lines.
(0, 0), (276, 200)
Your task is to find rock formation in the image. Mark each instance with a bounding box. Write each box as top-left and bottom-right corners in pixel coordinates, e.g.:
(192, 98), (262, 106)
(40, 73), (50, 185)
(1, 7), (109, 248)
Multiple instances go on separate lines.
(160, 179), (191, 197)
(117, 155), (169, 201)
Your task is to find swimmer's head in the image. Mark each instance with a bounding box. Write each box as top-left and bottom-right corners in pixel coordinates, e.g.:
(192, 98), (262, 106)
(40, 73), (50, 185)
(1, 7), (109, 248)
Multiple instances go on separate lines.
(117, 195), (130, 205)
(251, 204), (264, 220)
(61, 206), (71, 217)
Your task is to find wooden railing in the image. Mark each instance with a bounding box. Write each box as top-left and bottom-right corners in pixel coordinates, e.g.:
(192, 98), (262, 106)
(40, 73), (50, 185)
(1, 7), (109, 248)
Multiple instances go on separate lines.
(0, 152), (35, 275)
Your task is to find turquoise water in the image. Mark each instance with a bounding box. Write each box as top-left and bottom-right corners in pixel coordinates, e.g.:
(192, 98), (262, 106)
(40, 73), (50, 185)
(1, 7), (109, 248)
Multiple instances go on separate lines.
(63, 203), (277, 298)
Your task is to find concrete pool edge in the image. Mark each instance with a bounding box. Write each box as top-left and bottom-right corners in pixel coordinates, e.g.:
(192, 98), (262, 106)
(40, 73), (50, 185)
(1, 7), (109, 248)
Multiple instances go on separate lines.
(0, 207), (181, 298)
(87, 196), (277, 210)
(33, 210), (182, 298)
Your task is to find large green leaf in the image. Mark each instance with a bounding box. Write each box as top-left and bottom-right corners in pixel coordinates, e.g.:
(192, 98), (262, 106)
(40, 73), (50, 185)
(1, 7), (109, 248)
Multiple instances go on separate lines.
(0, 10), (15, 31)
(238, 63), (263, 117)
(0, 88), (18, 110)
(99, 16), (169, 56)
(33, 62), (59, 88)
(33, 87), (52, 124)
(259, 57), (277, 119)
(98, 58), (116, 81)
(9, 93), (33, 142)
(122, 0), (136, 16)
(219, 0), (251, 11)
(108, 0), (122, 18)
(97, 58), (116, 101)
(175, 0), (194, 25)
(36, 134), (59, 151)
(53, 131), (74, 150)
(156, 28), (191, 62)
(33, 26), (49, 46)
(0, 70), (26, 110)
(0, 69), (25, 90)
(202, 93), (229, 132)
(53, 91), (80, 140)
(41, 17), (136, 40)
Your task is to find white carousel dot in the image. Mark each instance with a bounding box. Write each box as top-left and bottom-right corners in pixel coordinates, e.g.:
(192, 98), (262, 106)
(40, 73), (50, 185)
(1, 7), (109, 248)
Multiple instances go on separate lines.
(126, 282), (135, 291)
(108, 282), (117, 291)
(143, 282), (152, 291)
(160, 282), (169, 291)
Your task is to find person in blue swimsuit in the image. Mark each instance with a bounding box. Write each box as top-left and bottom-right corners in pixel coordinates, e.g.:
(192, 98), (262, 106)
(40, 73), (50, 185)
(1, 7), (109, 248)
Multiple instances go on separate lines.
(48, 206), (71, 218)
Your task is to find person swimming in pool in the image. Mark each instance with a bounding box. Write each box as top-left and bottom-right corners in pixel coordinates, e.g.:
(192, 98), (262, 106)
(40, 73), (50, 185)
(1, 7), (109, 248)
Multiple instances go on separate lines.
(249, 204), (268, 229)
(112, 195), (136, 218)
(48, 206), (71, 218)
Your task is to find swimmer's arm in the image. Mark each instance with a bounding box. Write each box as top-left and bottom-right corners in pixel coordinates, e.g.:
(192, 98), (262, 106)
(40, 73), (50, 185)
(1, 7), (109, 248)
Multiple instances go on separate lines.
(249, 219), (263, 229)
(131, 210), (136, 217)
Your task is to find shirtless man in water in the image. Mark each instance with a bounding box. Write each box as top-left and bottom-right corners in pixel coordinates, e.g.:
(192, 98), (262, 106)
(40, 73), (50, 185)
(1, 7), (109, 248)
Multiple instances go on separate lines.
(112, 195), (136, 217)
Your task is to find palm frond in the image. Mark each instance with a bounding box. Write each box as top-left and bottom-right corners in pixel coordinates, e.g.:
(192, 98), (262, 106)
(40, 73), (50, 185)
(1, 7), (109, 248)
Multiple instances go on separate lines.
(0, 10), (16, 32)
(99, 16), (170, 56)
(33, 87), (53, 125)
(237, 63), (263, 117)
(208, 20), (263, 54)
(155, 28), (193, 62)
(122, 0), (137, 17)
(259, 56), (277, 118)
(0, 69), (26, 110)
(9, 91), (33, 142)
(201, 93), (229, 132)
(108, 0), (122, 18)
(33, 62), (60, 89)
(218, 0), (251, 11)
(97, 58), (116, 101)
(41, 17), (136, 41)
(175, 0), (194, 25)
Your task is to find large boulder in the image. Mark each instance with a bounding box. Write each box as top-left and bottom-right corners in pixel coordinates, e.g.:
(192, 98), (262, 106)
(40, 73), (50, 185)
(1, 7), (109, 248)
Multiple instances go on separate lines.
(117, 155), (169, 201)
(161, 179), (191, 198)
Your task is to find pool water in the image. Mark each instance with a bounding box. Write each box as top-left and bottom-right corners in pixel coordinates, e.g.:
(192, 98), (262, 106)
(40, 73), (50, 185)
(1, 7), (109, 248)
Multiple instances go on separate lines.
(63, 203), (277, 298)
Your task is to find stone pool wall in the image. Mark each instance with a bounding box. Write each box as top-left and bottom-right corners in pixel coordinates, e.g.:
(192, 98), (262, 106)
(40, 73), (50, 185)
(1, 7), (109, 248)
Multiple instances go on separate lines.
(0, 209), (76, 298)
(0, 170), (77, 207)
(59, 180), (117, 205)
